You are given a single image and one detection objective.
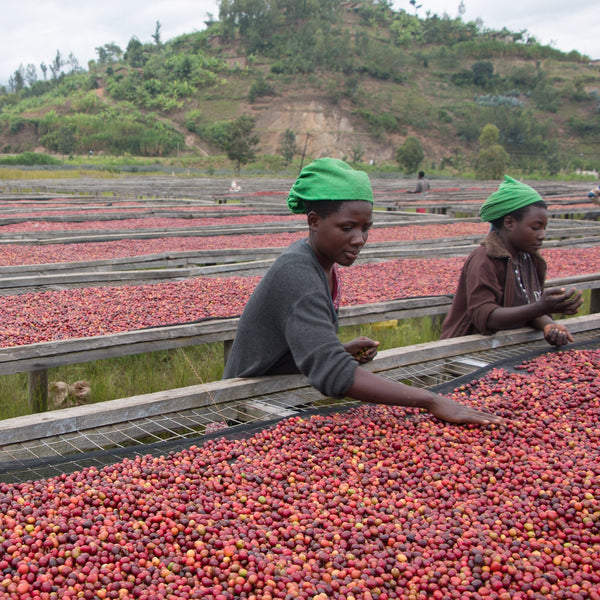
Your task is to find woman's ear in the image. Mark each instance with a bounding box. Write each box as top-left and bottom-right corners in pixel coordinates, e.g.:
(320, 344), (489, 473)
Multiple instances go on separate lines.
(307, 210), (319, 230)
(503, 214), (515, 231)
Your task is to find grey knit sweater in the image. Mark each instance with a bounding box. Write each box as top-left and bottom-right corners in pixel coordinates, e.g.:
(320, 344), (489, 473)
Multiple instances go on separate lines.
(222, 239), (358, 399)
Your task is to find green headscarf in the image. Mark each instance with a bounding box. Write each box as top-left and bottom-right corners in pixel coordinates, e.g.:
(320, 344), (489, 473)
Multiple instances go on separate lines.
(287, 157), (373, 214)
(479, 175), (543, 222)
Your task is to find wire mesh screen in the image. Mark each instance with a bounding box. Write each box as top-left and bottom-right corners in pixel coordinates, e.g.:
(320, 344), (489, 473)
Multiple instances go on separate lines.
(1, 330), (598, 484)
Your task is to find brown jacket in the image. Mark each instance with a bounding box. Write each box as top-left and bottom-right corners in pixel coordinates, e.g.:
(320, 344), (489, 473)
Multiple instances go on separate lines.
(441, 231), (547, 339)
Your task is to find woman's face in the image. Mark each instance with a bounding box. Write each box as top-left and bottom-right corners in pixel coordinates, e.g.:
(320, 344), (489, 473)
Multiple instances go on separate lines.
(503, 205), (548, 256)
(307, 201), (373, 269)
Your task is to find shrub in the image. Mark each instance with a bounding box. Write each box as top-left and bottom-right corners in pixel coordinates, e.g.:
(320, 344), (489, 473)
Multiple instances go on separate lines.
(438, 109), (452, 123)
(531, 82), (559, 113)
(354, 109), (400, 136)
(279, 129), (298, 165)
(474, 144), (509, 179)
(247, 75), (276, 103)
(0, 152), (61, 166)
(71, 91), (102, 113)
(456, 120), (480, 142)
(568, 117), (600, 138)
(184, 109), (203, 134)
(451, 70), (473, 87)
(471, 61), (494, 88)
(507, 65), (539, 90)
(8, 116), (25, 134)
(396, 136), (425, 173)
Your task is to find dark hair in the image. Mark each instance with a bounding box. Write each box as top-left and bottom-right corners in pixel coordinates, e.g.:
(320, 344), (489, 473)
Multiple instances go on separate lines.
(418, 171), (425, 178)
(489, 200), (547, 230)
(303, 199), (371, 218)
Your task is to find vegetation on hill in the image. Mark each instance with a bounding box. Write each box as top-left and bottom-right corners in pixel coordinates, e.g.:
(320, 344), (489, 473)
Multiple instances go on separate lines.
(1, 0), (599, 178)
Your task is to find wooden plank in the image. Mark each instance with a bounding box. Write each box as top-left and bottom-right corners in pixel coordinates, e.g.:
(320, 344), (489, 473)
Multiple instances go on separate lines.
(28, 370), (48, 412)
(2, 313), (598, 448)
(0, 317), (241, 374)
(1, 223), (308, 244)
(0, 260), (276, 290)
(1, 231), (599, 292)
(0, 208), (299, 225)
(591, 289), (600, 314)
(0, 374), (307, 446)
(0, 248), (283, 275)
(0, 213), (456, 245)
(0, 273), (598, 376)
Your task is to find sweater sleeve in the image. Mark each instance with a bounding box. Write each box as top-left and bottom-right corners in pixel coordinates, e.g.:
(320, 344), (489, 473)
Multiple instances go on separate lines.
(284, 286), (358, 399)
(275, 258), (357, 399)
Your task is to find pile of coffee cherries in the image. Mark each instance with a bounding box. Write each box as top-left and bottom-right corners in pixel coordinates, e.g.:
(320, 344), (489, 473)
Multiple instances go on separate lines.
(0, 348), (598, 599)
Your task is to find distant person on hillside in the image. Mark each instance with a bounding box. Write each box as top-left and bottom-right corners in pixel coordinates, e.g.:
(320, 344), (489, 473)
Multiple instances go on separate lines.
(229, 180), (242, 192)
(407, 171), (430, 194)
(441, 175), (583, 347)
(587, 184), (600, 205)
(223, 157), (505, 426)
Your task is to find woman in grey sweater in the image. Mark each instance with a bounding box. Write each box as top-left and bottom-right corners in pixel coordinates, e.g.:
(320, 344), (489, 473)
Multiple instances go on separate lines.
(223, 158), (504, 426)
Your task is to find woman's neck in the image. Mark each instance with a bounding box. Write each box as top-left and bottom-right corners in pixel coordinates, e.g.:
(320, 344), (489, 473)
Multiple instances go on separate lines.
(497, 230), (520, 260)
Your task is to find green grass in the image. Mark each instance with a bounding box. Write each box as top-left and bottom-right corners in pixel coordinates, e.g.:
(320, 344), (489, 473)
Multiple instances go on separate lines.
(338, 315), (443, 348)
(0, 343), (225, 420)
(0, 167), (119, 180)
(0, 315), (442, 420)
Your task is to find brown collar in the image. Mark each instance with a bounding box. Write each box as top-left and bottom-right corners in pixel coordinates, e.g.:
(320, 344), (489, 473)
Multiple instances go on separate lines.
(481, 230), (544, 261)
(482, 231), (511, 259)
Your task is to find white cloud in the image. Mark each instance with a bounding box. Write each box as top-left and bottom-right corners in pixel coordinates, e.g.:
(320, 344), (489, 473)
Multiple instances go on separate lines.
(0, 0), (218, 83)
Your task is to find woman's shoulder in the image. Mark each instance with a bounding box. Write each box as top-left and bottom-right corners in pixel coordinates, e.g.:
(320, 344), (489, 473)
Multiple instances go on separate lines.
(464, 239), (494, 265)
(269, 240), (323, 282)
(462, 236), (505, 276)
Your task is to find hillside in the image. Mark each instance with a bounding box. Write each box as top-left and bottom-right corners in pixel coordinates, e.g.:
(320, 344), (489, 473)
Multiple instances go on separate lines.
(1, 0), (600, 175)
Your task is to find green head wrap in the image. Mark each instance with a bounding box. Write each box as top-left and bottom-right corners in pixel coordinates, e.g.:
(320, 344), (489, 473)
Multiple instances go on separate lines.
(479, 175), (543, 222)
(287, 157), (373, 214)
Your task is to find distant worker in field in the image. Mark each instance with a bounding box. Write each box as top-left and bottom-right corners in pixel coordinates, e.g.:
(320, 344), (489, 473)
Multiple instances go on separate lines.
(587, 184), (600, 205)
(441, 175), (583, 347)
(407, 171), (430, 194)
(223, 157), (505, 426)
(229, 180), (242, 192)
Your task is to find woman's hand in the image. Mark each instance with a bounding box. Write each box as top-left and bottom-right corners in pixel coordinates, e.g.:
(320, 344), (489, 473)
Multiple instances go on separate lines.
(554, 288), (583, 315)
(543, 322), (574, 346)
(539, 287), (583, 315)
(427, 393), (506, 425)
(344, 337), (380, 364)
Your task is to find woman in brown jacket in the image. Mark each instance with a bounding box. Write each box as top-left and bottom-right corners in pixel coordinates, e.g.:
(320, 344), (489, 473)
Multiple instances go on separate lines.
(441, 176), (583, 346)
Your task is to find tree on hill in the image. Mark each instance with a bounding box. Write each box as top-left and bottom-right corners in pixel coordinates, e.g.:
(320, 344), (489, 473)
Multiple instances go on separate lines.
(396, 136), (424, 173)
(471, 61), (495, 88)
(8, 68), (25, 93)
(226, 116), (260, 174)
(219, 0), (340, 53)
(152, 21), (162, 46)
(49, 51), (64, 80)
(95, 43), (123, 65)
(473, 123), (509, 179)
(202, 115), (260, 175)
(124, 37), (147, 68)
(280, 129), (299, 165)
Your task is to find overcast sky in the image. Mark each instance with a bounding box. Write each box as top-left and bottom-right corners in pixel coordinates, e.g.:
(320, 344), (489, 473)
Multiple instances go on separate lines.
(1, 0), (599, 85)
